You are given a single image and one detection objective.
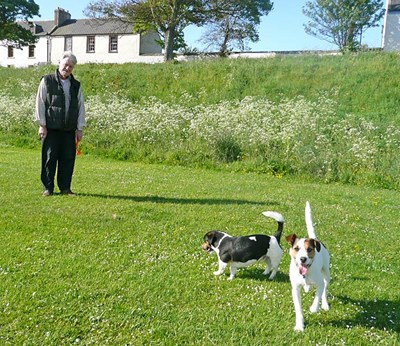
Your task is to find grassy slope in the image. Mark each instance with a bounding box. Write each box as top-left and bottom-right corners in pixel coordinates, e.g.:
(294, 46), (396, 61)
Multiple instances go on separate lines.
(1, 51), (400, 126)
(0, 147), (398, 345)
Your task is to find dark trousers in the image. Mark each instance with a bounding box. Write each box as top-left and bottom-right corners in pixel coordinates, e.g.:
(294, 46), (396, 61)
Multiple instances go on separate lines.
(41, 130), (76, 192)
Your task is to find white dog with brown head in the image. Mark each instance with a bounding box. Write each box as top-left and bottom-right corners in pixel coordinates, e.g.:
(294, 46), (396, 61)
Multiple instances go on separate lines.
(286, 201), (330, 332)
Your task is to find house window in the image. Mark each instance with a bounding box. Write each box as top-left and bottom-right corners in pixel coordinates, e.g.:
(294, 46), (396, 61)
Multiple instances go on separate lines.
(8, 46), (14, 58)
(109, 35), (118, 53)
(87, 36), (95, 53)
(389, 0), (400, 10)
(64, 36), (72, 51)
(28, 45), (35, 58)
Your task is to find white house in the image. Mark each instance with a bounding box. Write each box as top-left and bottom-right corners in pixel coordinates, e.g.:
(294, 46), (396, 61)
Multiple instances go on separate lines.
(383, 0), (400, 50)
(0, 8), (163, 67)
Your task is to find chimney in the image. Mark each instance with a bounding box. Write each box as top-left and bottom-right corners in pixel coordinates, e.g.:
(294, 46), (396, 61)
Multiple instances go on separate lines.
(54, 7), (71, 26)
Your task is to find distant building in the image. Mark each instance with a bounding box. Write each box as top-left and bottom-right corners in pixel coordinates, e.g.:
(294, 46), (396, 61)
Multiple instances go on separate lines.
(383, 0), (400, 50)
(0, 8), (163, 67)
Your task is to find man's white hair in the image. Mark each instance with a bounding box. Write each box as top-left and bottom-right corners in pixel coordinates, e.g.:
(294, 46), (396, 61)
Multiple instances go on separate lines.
(61, 51), (77, 65)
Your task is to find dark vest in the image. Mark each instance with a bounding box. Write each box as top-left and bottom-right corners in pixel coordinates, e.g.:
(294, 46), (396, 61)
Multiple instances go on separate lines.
(42, 70), (81, 131)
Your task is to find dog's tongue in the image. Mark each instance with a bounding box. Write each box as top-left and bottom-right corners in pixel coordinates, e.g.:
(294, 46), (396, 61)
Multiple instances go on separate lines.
(299, 265), (308, 276)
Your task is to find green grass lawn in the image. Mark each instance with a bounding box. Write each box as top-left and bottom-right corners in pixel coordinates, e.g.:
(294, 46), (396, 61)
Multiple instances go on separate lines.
(0, 147), (399, 345)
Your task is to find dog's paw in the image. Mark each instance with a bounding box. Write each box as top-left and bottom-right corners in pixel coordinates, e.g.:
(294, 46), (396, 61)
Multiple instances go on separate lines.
(294, 317), (304, 332)
(321, 302), (330, 311)
(227, 276), (235, 281)
(262, 269), (270, 275)
(294, 324), (304, 332)
(309, 304), (319, 313)
(213, 271), (222, 276)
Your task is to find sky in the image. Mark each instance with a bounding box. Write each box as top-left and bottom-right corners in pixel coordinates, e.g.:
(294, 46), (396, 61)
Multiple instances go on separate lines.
(31, 0), (385, 51)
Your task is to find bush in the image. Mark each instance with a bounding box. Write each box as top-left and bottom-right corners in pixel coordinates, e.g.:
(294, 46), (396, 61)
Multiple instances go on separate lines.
(2, 89), (399, 190)
(2, 53), (400, 190)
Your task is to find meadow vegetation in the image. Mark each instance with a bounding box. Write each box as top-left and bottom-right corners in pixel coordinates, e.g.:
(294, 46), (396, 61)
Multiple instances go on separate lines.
(1, 51), (399, 190)
(0, 52), (399, 344)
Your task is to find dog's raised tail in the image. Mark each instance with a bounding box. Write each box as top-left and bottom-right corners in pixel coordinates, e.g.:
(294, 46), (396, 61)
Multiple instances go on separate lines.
(262, 211), (284, 244)
(305, 201), (317, 239)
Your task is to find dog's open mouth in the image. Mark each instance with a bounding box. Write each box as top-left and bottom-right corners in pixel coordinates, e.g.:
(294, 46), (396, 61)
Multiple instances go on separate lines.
(299, 264), (309, 276)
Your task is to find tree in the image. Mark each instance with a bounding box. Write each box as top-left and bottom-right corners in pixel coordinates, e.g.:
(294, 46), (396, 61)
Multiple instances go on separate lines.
(85, 0), (209, 62)
(0, 0), (40, 47)
(303, 0), (384, 52)
(199, 0), (273, 57)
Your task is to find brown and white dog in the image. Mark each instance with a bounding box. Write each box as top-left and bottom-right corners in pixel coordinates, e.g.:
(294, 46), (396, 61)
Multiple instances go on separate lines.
(286, 202), (330, 332)
(202, 211), (284, 280)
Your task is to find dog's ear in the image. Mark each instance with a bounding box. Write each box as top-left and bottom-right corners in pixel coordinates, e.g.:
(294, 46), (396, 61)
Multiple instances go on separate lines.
(286, 234), (297, 247)
(309, 238), (321, 252)
(312, 239), (321, 252)
(204, 231), (216, 245)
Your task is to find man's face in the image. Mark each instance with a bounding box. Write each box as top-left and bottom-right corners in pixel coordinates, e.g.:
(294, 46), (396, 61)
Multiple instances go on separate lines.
(58, 58), (75, 79)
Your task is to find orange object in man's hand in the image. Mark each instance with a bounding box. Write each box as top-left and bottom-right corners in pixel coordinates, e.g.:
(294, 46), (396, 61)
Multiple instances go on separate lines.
(76, 139), (81, 156)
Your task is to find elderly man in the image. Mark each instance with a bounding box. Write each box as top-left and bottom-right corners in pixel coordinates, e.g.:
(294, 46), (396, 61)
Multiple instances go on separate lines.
(35, 51), (86, 196)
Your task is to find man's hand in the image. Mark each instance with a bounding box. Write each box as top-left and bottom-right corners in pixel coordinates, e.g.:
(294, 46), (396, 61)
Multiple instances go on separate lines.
(76, 130), (83, 142)
(38, 125), (47, 140)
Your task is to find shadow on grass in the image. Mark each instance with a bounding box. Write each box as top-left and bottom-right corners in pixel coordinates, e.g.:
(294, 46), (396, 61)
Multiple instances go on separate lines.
(79, 193), (280, 206)
(212, 268), (290, 283)
(329, 295), (400, 333)
(238, 269), (290, 283)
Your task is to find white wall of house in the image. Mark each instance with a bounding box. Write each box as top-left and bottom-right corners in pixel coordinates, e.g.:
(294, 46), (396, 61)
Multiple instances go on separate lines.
(383, 11), (400, 50)
(1, 31), (164, 67)
(1, 33), (163, 67)
(51, 34), (141, 64)
(0, 37), (49, 67)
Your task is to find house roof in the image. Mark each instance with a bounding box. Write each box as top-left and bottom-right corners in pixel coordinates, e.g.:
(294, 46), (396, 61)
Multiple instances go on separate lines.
(18, 20), (56, 36)
(52, 18), (134, 36)
(19, 18), (134, 37)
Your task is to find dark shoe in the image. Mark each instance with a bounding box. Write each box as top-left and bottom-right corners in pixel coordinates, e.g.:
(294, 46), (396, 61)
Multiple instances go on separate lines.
(60, 189), (76, 196)
(42, 190), (53, 197)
